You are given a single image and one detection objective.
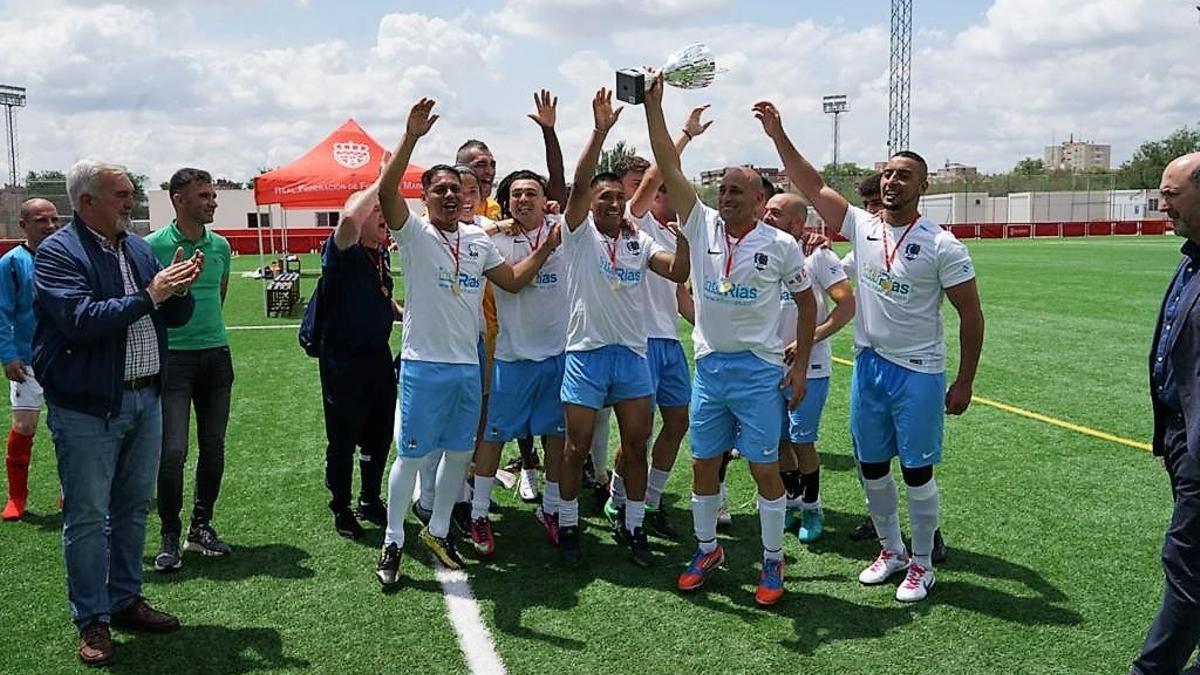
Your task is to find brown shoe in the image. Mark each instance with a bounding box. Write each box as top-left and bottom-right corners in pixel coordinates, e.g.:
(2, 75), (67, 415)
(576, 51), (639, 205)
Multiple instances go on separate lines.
(79, 622), (113, 667)
(110, 597), (180, 634)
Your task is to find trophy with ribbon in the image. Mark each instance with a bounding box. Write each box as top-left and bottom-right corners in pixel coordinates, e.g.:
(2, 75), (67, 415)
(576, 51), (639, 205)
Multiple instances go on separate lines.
(616, 42), (720, 105)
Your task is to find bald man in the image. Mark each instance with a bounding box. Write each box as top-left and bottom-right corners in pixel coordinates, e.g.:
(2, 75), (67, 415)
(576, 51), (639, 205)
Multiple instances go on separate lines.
(763, 193), (854, 544)
(1135, 152), (1200, 675)
(1, 199), (60, 520)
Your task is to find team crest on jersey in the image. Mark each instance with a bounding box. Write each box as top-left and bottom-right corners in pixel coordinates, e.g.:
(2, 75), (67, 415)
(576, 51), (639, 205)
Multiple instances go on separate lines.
(903, 243), (921, 260)
(626, 239), (641, 254)
(467, 242), (479, 257)
(754, 252), (769, 270)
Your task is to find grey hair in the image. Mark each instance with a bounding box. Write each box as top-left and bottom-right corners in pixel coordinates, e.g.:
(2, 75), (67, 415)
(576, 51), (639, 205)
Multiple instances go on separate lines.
(66, 158), (128, 210)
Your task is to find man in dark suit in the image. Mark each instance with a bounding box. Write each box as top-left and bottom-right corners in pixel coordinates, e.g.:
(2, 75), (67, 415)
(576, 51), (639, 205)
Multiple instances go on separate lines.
(1134, 151), (1200, 675)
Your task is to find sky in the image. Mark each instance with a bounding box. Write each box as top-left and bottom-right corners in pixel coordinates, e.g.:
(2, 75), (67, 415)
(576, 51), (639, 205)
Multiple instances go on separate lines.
(0, 0), (1197, 186)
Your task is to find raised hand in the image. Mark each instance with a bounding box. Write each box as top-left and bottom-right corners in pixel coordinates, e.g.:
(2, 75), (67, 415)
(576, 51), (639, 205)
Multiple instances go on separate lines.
(644, 70), (665, 108)
(683, 104), (714, 138)
(592, 87), (624, 133)
(752, 100), (785, 139)
(406, 98), (439, 137)
(527, 89), (558, 129)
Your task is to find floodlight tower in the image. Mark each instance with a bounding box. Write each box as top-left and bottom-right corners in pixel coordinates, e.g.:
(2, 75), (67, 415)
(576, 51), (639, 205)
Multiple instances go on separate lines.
(0, 85), (26, 187)
(822, 94), (849, 171)
(887, 0), (912, 156)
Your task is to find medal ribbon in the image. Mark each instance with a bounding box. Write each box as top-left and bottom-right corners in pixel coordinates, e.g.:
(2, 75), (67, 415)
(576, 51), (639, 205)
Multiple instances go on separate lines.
(881, 216), (919, 274)
(723, 225), (752, 280)
(438, 227), (462, 285)
(604, 231), (620, 281)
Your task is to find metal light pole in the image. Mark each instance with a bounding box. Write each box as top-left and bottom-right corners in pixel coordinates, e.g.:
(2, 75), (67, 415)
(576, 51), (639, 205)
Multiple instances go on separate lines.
(0, 85), (27, 187)
(822, 94), (849, 172)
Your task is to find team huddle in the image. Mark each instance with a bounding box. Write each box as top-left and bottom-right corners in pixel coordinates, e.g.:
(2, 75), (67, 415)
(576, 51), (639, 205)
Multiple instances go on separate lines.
(330, 73), (985, 607)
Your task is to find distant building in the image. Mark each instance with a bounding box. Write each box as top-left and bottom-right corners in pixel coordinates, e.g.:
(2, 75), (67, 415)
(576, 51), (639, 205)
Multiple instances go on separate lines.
(1044, 135), (1111, 172)
(699, 165), (793, 193)
(930, 162), (979, 184)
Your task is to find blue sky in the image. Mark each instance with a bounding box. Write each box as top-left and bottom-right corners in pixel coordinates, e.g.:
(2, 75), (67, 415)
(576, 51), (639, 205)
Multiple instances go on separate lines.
(0, 0), (1195, 184)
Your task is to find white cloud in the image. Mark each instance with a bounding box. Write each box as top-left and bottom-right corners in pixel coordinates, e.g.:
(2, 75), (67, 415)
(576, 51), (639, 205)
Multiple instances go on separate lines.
(490, 0), (729, 39)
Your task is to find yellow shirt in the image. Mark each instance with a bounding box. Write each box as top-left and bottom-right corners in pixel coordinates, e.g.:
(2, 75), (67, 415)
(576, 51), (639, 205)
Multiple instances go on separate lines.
(479, 197), (502, 393)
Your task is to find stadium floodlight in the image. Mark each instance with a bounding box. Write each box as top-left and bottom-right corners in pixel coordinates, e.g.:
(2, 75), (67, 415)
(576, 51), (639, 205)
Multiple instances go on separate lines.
(822, 94), (849, 172)
(0, 84), (27, 187)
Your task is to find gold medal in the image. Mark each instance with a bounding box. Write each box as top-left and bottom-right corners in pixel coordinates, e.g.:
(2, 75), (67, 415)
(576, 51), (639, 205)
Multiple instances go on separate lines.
(718, 278), (733, 293)
(879, 275), (894, 293)
(452, 281), (462, 296)
(611, 278), (622, 291)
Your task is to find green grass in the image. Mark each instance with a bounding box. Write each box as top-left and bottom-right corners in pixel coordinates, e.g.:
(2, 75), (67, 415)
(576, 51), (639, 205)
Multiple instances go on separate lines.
(0, 236), (1182, 673)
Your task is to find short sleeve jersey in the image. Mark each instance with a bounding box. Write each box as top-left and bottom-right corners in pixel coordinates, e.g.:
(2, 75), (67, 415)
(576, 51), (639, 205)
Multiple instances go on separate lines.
(776, 246), (848, 378)
(839, 205), (975, 373)
(490, 217), (568, 362)
(680, 198), (811, 366)
(630, 209), (682, 341)
(394, 214), (504, 364)
(562, 213), (665, 355)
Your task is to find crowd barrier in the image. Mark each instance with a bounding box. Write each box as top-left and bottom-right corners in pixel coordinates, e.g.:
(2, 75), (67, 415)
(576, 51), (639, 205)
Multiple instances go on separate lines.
(0, 221), (1173, 256)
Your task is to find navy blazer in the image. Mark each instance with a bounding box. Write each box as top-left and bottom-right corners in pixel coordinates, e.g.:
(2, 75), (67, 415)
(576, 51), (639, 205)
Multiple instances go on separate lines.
(1150, 255), (1200, 458)
(31, 217), (194, 419)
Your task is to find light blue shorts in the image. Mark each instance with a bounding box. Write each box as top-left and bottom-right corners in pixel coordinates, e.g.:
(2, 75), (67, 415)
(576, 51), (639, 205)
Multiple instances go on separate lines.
(485, 355), (567, 442)
(850, 348), (945, 468)
(785, 376), (831, 444)
(647, 338), (691, 408)
(561, 345), (653, 410)
(397, 360), (481, 457)
(690, 352), (785, 464)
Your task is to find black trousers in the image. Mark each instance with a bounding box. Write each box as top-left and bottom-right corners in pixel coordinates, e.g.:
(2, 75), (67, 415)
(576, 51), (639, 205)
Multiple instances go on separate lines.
(1134, 413), (1200, 674)
(157, 347), (234, 537)
(318, 345), (396, 513)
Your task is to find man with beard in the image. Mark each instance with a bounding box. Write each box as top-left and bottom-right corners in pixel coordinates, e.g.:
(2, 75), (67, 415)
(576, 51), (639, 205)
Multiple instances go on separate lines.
(34, 159), (201, 665)
(755, 100), (983, 603)
(374, 99), (559, 585)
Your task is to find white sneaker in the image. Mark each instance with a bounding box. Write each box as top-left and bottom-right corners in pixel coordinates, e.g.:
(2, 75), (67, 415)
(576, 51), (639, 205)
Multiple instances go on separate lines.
(518, 469), (540, 503)
(716, 504), (733, 528)
(859, 548), (911, 585)
(895, 562), (935, 602)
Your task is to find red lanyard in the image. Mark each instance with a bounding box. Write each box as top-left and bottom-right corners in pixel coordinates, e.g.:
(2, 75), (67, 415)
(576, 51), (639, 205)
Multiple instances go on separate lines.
(603, 231), (620, 273)
(723, 226), (751, 279)
(881, 217), (919, 274)
(529, 221), (545, 251)
(438, 227), (462, 278)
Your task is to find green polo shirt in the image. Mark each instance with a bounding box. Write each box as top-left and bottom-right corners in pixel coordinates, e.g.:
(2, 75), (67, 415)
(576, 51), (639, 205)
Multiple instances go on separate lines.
(145, 221), (232, 350)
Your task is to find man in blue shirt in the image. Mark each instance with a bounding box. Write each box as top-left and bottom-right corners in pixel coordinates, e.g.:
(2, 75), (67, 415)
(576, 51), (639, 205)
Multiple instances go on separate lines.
(0, 198), (60, 521)
(1134, 151), (1200, 675)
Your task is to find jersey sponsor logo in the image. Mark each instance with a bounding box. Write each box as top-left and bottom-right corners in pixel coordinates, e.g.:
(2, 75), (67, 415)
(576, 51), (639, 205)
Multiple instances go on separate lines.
(702, 278), (759, 302)
(861, 265), (912, 298)
(600, 259), (644, 285)
(961, 262), (973, 274)
(866, 234), (881, 241)
(828, 264), (841, 275)
(903, 243), (921, 260)
(534, 271), (559, 286)
(438, 269), (484, 291)
(754, 252), (769, 270)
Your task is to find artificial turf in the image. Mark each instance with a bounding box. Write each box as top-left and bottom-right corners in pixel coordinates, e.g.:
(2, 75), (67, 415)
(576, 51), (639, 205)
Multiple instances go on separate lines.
(0, 235), (1182, 673)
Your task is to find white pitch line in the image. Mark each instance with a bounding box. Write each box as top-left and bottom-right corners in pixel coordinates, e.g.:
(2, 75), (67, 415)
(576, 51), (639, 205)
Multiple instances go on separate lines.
(435, 567), (508, 675)
(226, 324), (301, 331)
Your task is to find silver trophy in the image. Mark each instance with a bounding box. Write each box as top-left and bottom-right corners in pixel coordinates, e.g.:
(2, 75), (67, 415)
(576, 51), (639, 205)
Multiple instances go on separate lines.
(616, 43), (719, 105)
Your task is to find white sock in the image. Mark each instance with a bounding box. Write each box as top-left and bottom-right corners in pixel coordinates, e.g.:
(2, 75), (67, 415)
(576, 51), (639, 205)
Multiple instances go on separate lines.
(543, 481), (560, 516)
(907, 479), (940, 569)
(417, 451), (440, 511)
(559, 498), (579, 528)
(645, 468), (670, 509)
(718, 482), (727, 508)
(758, 493), (786, 561)
(591, 407), (611, 473)
(611, 472), (627, 507)
(459, 478), (472, 503)
(471, 475), (495, 520)
(692, 492), (720, 553)
(429, 451), (471, 539)
(864, 474), (906, 556)
(625, 500), (645, 532)
(385, 456), (422, 546)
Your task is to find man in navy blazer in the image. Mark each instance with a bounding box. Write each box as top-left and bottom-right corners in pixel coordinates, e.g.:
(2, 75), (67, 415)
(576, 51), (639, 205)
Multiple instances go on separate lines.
(1134, 151), (1200, 675)
(33, 159), (201, 667)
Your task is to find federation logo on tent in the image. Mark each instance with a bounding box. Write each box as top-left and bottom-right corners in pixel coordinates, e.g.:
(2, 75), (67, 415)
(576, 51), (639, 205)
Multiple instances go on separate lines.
(332, 141), (371, 169)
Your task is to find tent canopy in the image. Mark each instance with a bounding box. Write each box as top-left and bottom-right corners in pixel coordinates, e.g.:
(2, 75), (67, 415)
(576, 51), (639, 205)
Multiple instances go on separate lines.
(253, 118), (424, 209)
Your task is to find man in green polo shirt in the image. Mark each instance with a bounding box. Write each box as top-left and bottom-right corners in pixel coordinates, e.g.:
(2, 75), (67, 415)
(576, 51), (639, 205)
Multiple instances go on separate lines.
(145, 168), (234, 572)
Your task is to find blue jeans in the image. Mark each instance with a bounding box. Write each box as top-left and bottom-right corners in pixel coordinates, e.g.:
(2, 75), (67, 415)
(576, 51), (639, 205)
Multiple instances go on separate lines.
(48, 388), (163, 629)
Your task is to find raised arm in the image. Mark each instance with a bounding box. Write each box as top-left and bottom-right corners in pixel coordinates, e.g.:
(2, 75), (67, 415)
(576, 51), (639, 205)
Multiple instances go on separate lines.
(335, 182), (381, 251)
(379, 98), (439, 231)
(944, 279), (984, 415)
(484, 223), (562, 292)
(565, 88), (623, 230)
(753, 101), (849, 231)
(643, 73), (698, 224)
(630, 104), (712, 219)
(647, 221), (690, 283)
(528, 89), (568, 204)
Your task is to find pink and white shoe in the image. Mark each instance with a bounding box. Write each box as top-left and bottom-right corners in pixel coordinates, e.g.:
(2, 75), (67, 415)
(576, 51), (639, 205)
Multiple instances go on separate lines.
(858, 548), (910, 585)
(895, 562), (935, 602)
